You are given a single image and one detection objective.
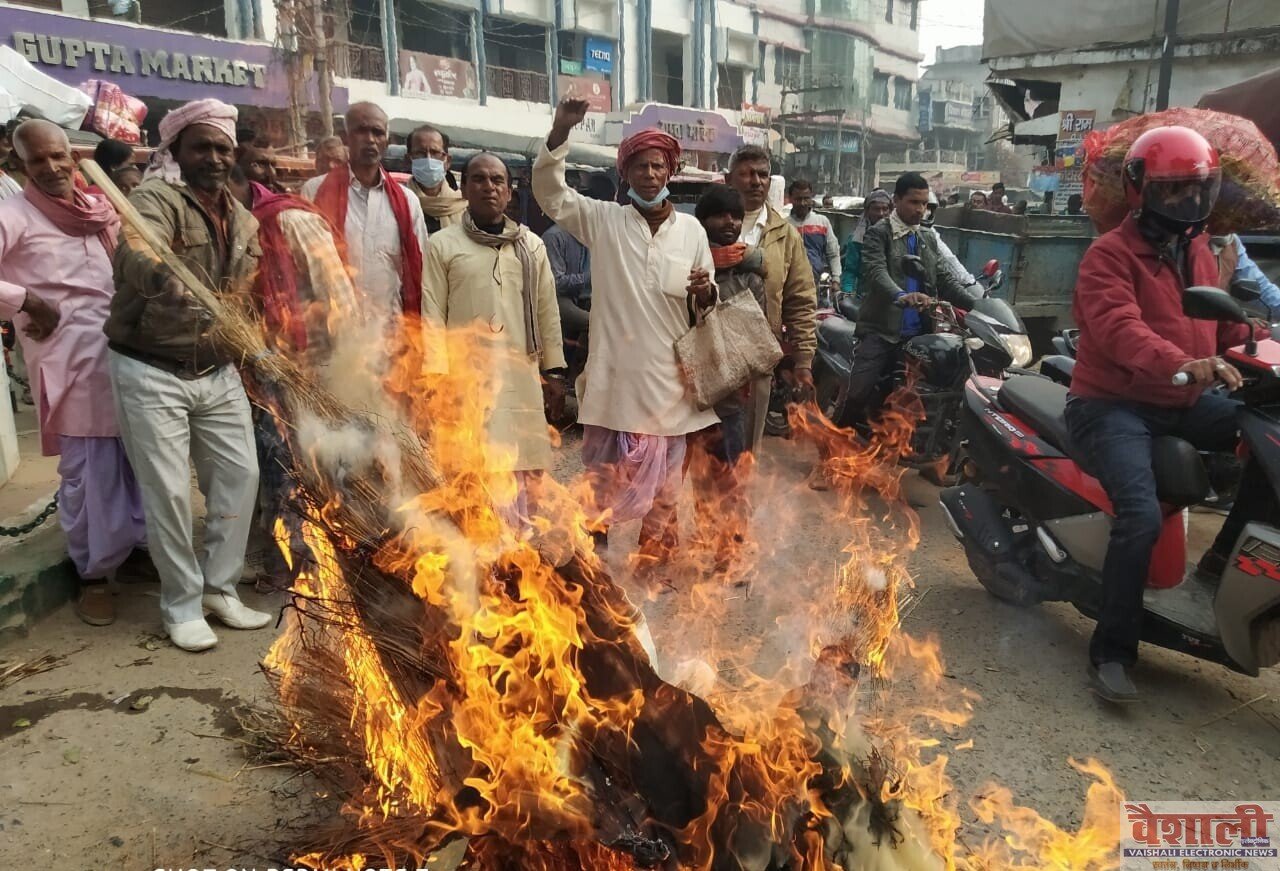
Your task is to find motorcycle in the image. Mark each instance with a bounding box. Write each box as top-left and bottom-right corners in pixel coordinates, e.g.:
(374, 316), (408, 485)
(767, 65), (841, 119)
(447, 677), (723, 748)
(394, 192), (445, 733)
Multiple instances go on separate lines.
(813, 257), (1027, 484)
(938, 286), (1280, 676)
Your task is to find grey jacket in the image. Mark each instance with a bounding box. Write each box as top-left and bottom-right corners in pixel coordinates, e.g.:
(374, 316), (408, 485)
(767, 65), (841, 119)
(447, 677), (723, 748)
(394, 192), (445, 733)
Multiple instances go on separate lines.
(857, 218), (979, 343)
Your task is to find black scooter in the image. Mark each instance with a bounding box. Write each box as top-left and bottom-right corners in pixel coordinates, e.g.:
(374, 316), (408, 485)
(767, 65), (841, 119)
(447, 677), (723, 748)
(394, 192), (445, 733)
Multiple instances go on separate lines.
(939, 286), (1280, 676)
(814, 257), (1023, 484)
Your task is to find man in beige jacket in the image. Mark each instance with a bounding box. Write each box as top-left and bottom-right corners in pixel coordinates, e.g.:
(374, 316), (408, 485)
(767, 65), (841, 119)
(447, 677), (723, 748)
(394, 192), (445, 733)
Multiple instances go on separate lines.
(725, 145), (818, 447)
(421, 152), (565, 521)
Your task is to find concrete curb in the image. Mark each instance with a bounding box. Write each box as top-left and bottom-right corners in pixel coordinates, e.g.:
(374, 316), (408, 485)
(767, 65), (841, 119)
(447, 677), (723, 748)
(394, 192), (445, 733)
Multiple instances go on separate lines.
(0, 521), (76, 641)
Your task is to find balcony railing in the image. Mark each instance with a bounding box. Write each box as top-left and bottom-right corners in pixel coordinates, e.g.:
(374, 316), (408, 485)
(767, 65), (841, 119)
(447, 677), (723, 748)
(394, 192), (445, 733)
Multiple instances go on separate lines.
(485, 65), (550, 104)
(341, 43), (386, 82)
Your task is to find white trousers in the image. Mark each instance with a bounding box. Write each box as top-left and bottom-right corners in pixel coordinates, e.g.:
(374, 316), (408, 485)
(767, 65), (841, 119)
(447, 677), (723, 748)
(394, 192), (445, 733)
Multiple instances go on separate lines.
(109, 352), (259, 624)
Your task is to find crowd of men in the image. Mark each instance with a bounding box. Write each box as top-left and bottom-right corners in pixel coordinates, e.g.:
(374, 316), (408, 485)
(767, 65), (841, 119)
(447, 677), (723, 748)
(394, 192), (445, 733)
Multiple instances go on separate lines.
(5, 97), (1280, 707)
(0, 96), (828, 651)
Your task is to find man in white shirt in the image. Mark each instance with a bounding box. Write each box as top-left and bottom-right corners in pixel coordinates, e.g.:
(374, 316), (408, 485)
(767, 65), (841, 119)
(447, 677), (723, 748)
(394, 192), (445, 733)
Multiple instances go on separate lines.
(533, 99), (717, 572)
(302, 102), (429, 340)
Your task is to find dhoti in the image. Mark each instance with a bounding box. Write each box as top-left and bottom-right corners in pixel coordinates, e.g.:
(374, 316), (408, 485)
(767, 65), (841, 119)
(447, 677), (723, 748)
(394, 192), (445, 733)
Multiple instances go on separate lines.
(56, 435), (147, 579)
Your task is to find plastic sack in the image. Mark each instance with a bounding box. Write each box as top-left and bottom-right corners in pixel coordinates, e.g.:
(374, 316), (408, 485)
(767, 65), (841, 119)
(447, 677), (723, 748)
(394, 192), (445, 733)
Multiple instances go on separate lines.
(1082, 107), (1280, 234)
(79, 80), (147, 145)
(0, 45), (90, 128)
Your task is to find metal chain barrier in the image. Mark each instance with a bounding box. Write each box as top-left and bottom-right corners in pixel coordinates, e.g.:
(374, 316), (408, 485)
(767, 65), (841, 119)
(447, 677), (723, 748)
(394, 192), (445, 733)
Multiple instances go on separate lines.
(5, 360), (29, 392)
(0, 493), (58, 538)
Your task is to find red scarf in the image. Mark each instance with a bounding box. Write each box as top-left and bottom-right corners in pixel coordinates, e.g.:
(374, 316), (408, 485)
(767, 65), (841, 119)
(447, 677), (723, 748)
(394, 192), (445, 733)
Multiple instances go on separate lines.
(312, 164), (422, 317)
(710, 242), (747, 271)
(23, 182), (119, 257)
(251, 181), (349, 352)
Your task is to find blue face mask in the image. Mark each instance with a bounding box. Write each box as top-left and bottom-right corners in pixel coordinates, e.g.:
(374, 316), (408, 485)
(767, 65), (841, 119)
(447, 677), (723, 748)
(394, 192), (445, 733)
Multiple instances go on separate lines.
(411, 157), (446, 189)
(627, 186), (670, 209)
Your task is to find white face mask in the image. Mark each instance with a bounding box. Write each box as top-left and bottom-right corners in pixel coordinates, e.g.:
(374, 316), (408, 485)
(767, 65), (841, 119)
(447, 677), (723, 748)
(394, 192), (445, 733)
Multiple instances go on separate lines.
(411, 157), (446, 189)
(627, 186), (670, 209)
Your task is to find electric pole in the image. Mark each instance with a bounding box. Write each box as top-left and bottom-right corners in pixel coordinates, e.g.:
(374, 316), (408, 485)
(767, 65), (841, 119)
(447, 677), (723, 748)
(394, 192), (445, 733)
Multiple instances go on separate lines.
(276, 0), (341, 153)
(1155, 0), (1181, 111)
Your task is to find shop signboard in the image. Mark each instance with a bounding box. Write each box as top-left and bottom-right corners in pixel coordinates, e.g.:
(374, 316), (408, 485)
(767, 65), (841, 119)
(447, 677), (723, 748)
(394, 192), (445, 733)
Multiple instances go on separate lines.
(621, 103), (743, 154)
(560, 59), (583, 75)
(584, 38), (613, 74)
(400, 51), (479, 100)
(558, 75), (611, 112)
(1053, 109), (1095, 213)
(6, 7), (345, 111)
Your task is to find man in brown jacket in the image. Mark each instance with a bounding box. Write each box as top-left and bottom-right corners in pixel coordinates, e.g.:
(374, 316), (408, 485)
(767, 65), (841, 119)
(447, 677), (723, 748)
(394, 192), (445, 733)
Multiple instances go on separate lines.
(725, 145), (818, 448)
(107, 99), (270, 652)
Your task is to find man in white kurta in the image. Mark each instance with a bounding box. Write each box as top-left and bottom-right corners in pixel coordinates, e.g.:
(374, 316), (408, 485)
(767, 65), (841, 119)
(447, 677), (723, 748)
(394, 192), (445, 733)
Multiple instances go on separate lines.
(421, 152), (564, 518)
(0, 120), (147, 626)
(301, 103), (429, 341)
(533, 100), (717, 567)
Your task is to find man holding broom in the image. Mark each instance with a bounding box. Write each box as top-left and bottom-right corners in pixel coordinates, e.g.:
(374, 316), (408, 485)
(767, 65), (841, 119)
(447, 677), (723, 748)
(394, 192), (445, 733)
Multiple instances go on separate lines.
(106, 98), (271, 652)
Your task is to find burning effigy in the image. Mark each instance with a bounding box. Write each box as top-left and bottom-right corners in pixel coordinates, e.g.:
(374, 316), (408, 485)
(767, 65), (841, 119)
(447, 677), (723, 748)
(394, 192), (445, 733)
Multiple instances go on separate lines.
(82, 157), (1124, 871)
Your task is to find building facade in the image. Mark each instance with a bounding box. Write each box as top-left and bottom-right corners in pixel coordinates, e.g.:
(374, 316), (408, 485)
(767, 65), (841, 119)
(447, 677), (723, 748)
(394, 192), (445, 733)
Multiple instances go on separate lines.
(2, 0), (925, 185)
(879, 43), (1032, 196)
(983, 0), (1280, 143)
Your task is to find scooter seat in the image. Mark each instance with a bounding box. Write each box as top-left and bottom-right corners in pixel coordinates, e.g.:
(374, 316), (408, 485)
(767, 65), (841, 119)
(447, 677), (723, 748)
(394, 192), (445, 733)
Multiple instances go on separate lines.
(998, 376), (1210, 507)
(819, 315), (859, 361)
(998, 375), (1072, 452)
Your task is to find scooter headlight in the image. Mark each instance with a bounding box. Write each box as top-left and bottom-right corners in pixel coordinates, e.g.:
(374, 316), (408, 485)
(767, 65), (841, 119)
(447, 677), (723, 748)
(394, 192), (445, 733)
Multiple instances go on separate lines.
(1002, 334), (1034, 368)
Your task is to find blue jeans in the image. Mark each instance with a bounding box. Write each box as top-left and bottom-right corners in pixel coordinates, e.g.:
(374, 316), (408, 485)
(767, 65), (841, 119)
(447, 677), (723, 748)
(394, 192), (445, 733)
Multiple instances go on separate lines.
(1064, 391), (1265, 666)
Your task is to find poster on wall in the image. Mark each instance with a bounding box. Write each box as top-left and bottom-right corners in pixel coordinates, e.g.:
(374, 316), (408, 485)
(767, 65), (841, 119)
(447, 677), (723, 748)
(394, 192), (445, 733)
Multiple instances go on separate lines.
(399, 50), (478, 100)
(1054, 109), (1095, 213)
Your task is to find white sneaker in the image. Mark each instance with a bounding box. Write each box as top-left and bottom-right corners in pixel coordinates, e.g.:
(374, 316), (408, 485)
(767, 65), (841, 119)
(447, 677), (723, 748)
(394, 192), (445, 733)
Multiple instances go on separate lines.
(201, 593), (273, 630)
(166, 619), (218, 652)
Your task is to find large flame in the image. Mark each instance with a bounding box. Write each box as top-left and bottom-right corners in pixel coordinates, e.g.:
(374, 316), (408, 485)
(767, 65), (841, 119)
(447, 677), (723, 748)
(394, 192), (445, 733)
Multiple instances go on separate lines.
(260, 319), (1124, 871)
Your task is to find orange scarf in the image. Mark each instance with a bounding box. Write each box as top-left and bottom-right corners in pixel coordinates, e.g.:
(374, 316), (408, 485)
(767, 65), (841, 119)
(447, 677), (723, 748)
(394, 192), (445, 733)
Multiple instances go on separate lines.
(710, 242), (747, 271)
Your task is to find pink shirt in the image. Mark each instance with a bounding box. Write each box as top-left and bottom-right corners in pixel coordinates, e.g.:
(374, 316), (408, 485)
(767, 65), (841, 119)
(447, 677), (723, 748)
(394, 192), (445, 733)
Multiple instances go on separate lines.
(0, 196), (119, 455)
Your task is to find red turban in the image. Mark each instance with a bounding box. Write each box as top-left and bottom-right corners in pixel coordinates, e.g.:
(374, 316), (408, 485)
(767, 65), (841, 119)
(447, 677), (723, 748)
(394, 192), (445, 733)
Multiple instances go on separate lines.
(617, 128), (681, 176)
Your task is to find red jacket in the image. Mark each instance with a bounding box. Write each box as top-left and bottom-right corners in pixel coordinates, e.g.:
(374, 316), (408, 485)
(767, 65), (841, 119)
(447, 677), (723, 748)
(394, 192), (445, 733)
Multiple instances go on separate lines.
(1070, 216), (1253, 408)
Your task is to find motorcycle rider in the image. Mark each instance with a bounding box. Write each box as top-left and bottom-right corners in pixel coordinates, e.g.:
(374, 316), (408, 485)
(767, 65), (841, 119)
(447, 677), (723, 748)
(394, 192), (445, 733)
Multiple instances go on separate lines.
(1065, 126), (1275, 703)
(845, 172), (980, 428)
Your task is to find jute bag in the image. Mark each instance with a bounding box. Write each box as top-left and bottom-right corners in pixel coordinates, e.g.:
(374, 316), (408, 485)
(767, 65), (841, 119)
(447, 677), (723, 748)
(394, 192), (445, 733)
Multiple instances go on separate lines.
(675, 291), (783, 410)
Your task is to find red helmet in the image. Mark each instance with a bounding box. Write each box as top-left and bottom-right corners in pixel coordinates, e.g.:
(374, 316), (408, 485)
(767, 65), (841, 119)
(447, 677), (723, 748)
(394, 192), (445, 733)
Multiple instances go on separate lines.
(1122, 126), (1221, 234)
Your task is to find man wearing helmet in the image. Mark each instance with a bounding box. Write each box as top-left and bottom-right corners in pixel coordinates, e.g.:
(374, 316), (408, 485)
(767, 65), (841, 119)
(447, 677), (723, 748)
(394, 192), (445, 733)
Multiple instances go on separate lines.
(1065, 126), (1273, 703)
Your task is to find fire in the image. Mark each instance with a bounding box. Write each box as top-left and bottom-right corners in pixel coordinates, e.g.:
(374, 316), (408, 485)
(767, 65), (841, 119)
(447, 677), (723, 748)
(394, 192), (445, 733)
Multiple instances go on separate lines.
(257, 322), (1124, 871)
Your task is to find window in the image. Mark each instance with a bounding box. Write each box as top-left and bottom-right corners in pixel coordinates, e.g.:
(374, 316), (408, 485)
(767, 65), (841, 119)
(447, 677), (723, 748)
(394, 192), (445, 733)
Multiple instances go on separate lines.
(775, 46), (803, 87)
(910, 0), (919, 30)
(894, 78), (912, 110)
(872, 72), (890, 106)
(884, 0), (893, 23)
(652, 30), (686, 105)
(90, 0), (225, 37)
(484, 18), (549, 102)
(402, 2), (474, 61)
(484, 19), (548, 73)
(717, 64), (746, 109)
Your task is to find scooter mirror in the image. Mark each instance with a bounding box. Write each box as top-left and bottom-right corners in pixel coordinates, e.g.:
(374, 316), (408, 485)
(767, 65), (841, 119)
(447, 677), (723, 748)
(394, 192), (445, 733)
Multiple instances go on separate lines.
(1229, 278), (1262, 303)
(982, 259), (1000, 277)
(902, 254), (927, 282)
(1182, 286), (1250, 324)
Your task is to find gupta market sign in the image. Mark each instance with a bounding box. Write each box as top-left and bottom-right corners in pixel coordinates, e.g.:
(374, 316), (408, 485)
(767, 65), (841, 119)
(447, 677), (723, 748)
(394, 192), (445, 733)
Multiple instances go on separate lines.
(4, 7), (342, 110)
